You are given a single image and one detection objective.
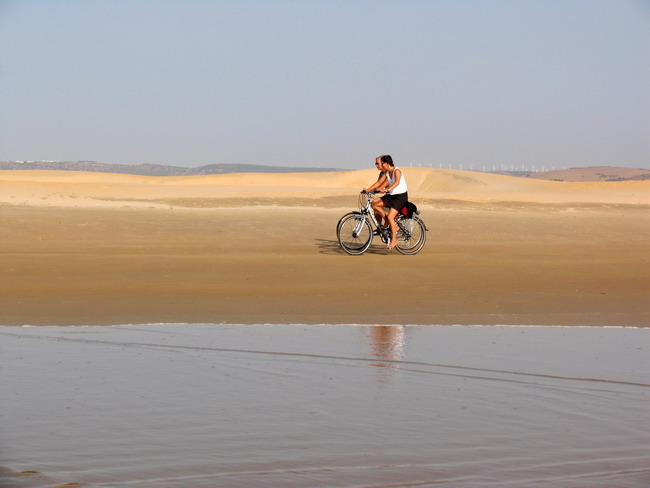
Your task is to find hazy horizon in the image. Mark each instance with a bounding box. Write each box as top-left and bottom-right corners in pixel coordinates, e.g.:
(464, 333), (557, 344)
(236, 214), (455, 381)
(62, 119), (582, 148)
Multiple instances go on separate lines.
(1, 0), (649, 170)
(2, 159), (649, 173)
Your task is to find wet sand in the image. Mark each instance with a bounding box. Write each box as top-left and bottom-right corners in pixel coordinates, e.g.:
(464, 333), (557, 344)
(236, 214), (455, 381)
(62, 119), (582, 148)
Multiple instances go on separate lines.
(1, 324), (649, 487)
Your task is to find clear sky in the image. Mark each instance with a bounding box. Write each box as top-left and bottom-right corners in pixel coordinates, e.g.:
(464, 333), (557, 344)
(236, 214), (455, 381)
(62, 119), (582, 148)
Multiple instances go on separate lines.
(1, 0), (649, 170)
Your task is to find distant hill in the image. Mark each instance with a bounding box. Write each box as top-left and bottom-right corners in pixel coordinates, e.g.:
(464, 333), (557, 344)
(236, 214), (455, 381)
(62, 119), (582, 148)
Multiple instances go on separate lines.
(0, 160), (345, 176)
(488, 166), (649, 182)
(528, 166), (650, 182)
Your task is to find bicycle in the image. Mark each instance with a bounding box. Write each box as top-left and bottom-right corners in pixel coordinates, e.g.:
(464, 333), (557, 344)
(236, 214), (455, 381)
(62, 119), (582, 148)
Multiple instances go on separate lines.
(336, 190), (427, 255)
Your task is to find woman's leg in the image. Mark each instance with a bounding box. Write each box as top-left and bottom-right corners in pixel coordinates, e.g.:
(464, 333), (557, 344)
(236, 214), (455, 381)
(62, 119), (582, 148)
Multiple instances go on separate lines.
(386, 208), (399, 249)
(371, 198), (388, 227)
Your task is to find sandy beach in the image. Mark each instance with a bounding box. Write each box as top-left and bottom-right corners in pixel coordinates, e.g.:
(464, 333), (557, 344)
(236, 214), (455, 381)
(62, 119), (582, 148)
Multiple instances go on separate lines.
(2, 171), (649, 486)
(1, 168), (649, 326)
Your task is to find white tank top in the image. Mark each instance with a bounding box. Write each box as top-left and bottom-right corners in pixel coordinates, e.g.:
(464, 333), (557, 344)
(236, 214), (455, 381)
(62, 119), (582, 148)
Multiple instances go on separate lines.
(387, 167), (408, 195)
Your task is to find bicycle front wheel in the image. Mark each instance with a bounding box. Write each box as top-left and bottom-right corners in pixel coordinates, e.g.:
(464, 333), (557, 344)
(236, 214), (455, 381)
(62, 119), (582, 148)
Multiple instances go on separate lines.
(336, 211), (360, 237)
(338, 214), (373, 255)
(396, 216), (427, 255)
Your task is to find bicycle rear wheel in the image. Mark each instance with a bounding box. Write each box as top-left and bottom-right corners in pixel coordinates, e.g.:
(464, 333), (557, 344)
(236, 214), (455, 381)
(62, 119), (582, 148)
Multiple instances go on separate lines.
(338, 214), (373, 255)
(396, 216), (427, 255)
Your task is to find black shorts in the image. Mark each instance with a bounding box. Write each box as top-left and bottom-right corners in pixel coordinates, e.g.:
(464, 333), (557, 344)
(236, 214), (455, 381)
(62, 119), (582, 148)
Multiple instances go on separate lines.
(382, 192), (409, 212)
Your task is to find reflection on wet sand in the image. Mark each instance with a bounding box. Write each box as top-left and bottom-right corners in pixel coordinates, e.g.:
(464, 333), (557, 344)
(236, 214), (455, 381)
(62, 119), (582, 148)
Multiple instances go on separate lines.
(368, 325), (406, 383)
(369, 325), (406, 364)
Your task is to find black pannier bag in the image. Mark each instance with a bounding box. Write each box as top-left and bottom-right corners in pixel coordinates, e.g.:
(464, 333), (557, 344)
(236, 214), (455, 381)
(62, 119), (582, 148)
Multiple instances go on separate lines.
(400, 201), (418, 218)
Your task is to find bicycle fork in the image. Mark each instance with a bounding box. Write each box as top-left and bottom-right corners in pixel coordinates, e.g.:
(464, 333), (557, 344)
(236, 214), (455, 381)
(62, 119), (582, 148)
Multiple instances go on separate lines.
(352, 214), (368, 238)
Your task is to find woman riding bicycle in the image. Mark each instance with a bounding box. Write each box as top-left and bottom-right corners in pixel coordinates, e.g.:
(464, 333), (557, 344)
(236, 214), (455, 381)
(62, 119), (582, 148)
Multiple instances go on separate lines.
(363, 156), (387, 222)
(363, 155), (408, 250)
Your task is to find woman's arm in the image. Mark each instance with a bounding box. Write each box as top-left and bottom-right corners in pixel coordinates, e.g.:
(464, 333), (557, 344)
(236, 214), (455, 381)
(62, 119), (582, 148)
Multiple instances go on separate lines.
(364, 174), (387, 192)
(383, 169), (402, 192)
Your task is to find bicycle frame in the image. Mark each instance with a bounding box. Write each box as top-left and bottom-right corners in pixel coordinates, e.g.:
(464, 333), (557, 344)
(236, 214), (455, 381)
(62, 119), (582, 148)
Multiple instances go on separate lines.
(353, 191), (383, 237)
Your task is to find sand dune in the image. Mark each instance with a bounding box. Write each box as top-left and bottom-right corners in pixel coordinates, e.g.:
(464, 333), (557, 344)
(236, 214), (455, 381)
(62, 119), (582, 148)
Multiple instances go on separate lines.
(1, 169), (649, 208)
